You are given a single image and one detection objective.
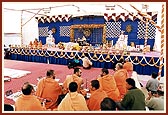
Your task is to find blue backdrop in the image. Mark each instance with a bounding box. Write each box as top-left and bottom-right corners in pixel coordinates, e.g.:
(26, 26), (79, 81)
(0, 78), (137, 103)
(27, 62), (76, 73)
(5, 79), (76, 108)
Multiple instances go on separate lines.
(38, 15), (156, 49)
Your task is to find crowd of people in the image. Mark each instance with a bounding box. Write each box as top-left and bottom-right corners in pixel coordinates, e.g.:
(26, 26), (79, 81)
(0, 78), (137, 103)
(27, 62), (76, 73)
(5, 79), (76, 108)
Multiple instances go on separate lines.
(4, 57), (164, 111)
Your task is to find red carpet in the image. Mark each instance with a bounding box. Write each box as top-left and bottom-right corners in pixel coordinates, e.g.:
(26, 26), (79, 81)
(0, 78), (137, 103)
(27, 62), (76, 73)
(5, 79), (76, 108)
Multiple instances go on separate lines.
(4, 59), (115, 105)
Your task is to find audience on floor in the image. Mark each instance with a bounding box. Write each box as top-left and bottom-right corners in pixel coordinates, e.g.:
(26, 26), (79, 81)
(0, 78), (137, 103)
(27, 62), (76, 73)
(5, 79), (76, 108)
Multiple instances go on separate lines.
(117, 78), (146, 110)
(87, 80), (108, 111)
(82, 53), (93, 69)
(15, 82), (45, 111)
(97, 68), (121, 102)
(146, 72), (160, 94)
(5, 61), (164, 111)
(68, 55), (81, 69)
(113, 63), (128, 99)
(57, 82), (89, 111)
(100, 97), (117, 111)
(123, 58), (133, 72)
(35, 69), (62, 110)
(145, 90), (164, 110)
(62, 67), (84, 95)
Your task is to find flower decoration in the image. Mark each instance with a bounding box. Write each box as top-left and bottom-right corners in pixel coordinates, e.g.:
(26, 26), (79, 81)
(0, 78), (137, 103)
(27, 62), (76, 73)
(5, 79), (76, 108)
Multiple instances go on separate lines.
(51, 27), (56, 33)
(126, 24), (132, 33)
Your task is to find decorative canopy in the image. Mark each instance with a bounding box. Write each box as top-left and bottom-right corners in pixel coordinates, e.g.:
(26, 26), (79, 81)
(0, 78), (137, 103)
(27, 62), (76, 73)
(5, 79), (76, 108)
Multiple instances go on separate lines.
(35, 14), (72, 23)
(104, 11), (158, 22)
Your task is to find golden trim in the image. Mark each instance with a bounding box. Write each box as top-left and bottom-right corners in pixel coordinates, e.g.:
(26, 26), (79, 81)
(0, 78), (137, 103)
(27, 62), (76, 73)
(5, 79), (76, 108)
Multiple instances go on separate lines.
(70, 24), (106, 43)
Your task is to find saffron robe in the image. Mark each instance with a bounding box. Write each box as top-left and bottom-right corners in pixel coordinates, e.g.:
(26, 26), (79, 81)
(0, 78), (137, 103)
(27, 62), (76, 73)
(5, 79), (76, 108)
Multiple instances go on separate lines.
(63, 74), (84, 94)
(36, 77), (62, 109)
(97, 74), (120, 101)
(114, 69), (128, 98)
(57, 92), (89, 111)
(87, 89), (108, 111)
(15, 94), (45, 111)
(123, 62), (133, 72)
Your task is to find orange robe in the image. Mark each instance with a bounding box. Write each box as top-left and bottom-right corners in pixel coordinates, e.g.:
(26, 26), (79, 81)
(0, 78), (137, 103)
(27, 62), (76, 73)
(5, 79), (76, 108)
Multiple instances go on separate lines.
(33, 40), (38, 47)
(87, 89), (108, 111)
(29, 41), (33, 48)
(57, 92), (89, 111)
(97, 74), (120, 101)
(63, 74), (84, 94)
(35, 77), (62, 109)
(113, 69), (128, 98)
(15, 94), (45, 111)
(123, 62), (133, 72)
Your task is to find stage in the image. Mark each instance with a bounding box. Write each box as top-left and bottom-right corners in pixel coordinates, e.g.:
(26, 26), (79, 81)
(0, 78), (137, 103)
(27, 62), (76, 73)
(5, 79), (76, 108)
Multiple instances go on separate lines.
(9, 47), (164, 76)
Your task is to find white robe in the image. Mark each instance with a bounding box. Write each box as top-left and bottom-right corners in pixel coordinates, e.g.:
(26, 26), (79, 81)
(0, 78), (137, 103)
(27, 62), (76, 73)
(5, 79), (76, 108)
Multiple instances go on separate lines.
(46, 36), (55, 47)
(116, 34), (128, 49)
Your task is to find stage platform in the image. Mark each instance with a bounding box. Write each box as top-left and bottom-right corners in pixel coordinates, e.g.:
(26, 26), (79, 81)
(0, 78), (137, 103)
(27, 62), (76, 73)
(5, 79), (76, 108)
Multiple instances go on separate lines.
(9, 48), (164, 76)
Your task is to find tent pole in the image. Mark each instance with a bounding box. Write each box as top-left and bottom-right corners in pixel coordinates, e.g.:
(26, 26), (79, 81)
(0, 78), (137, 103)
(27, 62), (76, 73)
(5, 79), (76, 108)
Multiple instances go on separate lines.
(158, 4), (165, 80)
(21, 10), (23, 46)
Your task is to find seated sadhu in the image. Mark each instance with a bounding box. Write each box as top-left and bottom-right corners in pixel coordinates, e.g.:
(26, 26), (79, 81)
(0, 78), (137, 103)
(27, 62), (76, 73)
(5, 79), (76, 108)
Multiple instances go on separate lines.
(37, 40), (43, 49)
(113, 63), (128, 99)
(62, 67), (84, 94)
(35, 70), (62, 110)
(97, 68), (121, 102)
(57, 82), (89, 111)
(87, 80), (108, 111)
(29, 41), (33, 48)
(33, 38), (38, 48)
(123, 58), (133, 72)
(15, 82), (46, 111)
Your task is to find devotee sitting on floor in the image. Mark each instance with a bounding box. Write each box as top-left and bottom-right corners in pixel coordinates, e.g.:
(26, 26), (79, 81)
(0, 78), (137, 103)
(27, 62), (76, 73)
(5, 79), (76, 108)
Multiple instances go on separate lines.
(123, 58), (133, 72)
(15, 82), (46, 111)
(62, 67), (84, 94)
(68, 55), (81, 69)
(146, 72), (160, 94)
(117, 78), (146, 110)
(35, 70), (62, 110)
(97, 68), (121, 102)
(87, 80), (108, 111)
(82, 53), (93, 69)
(145, 90), (164, 110)
(57, 82), (89, 111)
(46, 35), (55, 47)
(113, 63), (128, 99)
(100, 97), (117, 111)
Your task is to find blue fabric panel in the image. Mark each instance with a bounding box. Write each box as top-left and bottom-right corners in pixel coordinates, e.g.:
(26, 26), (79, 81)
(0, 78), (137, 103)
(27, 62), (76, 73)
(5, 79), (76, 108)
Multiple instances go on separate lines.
(38, 16), (156, 48)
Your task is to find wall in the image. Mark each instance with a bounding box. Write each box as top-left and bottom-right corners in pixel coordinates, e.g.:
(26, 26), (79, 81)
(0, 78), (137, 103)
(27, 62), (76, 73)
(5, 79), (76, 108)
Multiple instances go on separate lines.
(38, 15), (157, 49)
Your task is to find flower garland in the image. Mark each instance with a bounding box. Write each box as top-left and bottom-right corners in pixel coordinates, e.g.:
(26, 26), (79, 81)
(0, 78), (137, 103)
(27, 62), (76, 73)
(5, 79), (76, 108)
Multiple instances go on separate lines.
(10, 48), (162, 68)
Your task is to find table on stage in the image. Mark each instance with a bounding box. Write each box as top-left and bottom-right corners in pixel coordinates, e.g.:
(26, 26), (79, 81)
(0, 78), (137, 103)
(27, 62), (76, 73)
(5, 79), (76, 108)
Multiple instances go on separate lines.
(9, 48), (164, 76)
